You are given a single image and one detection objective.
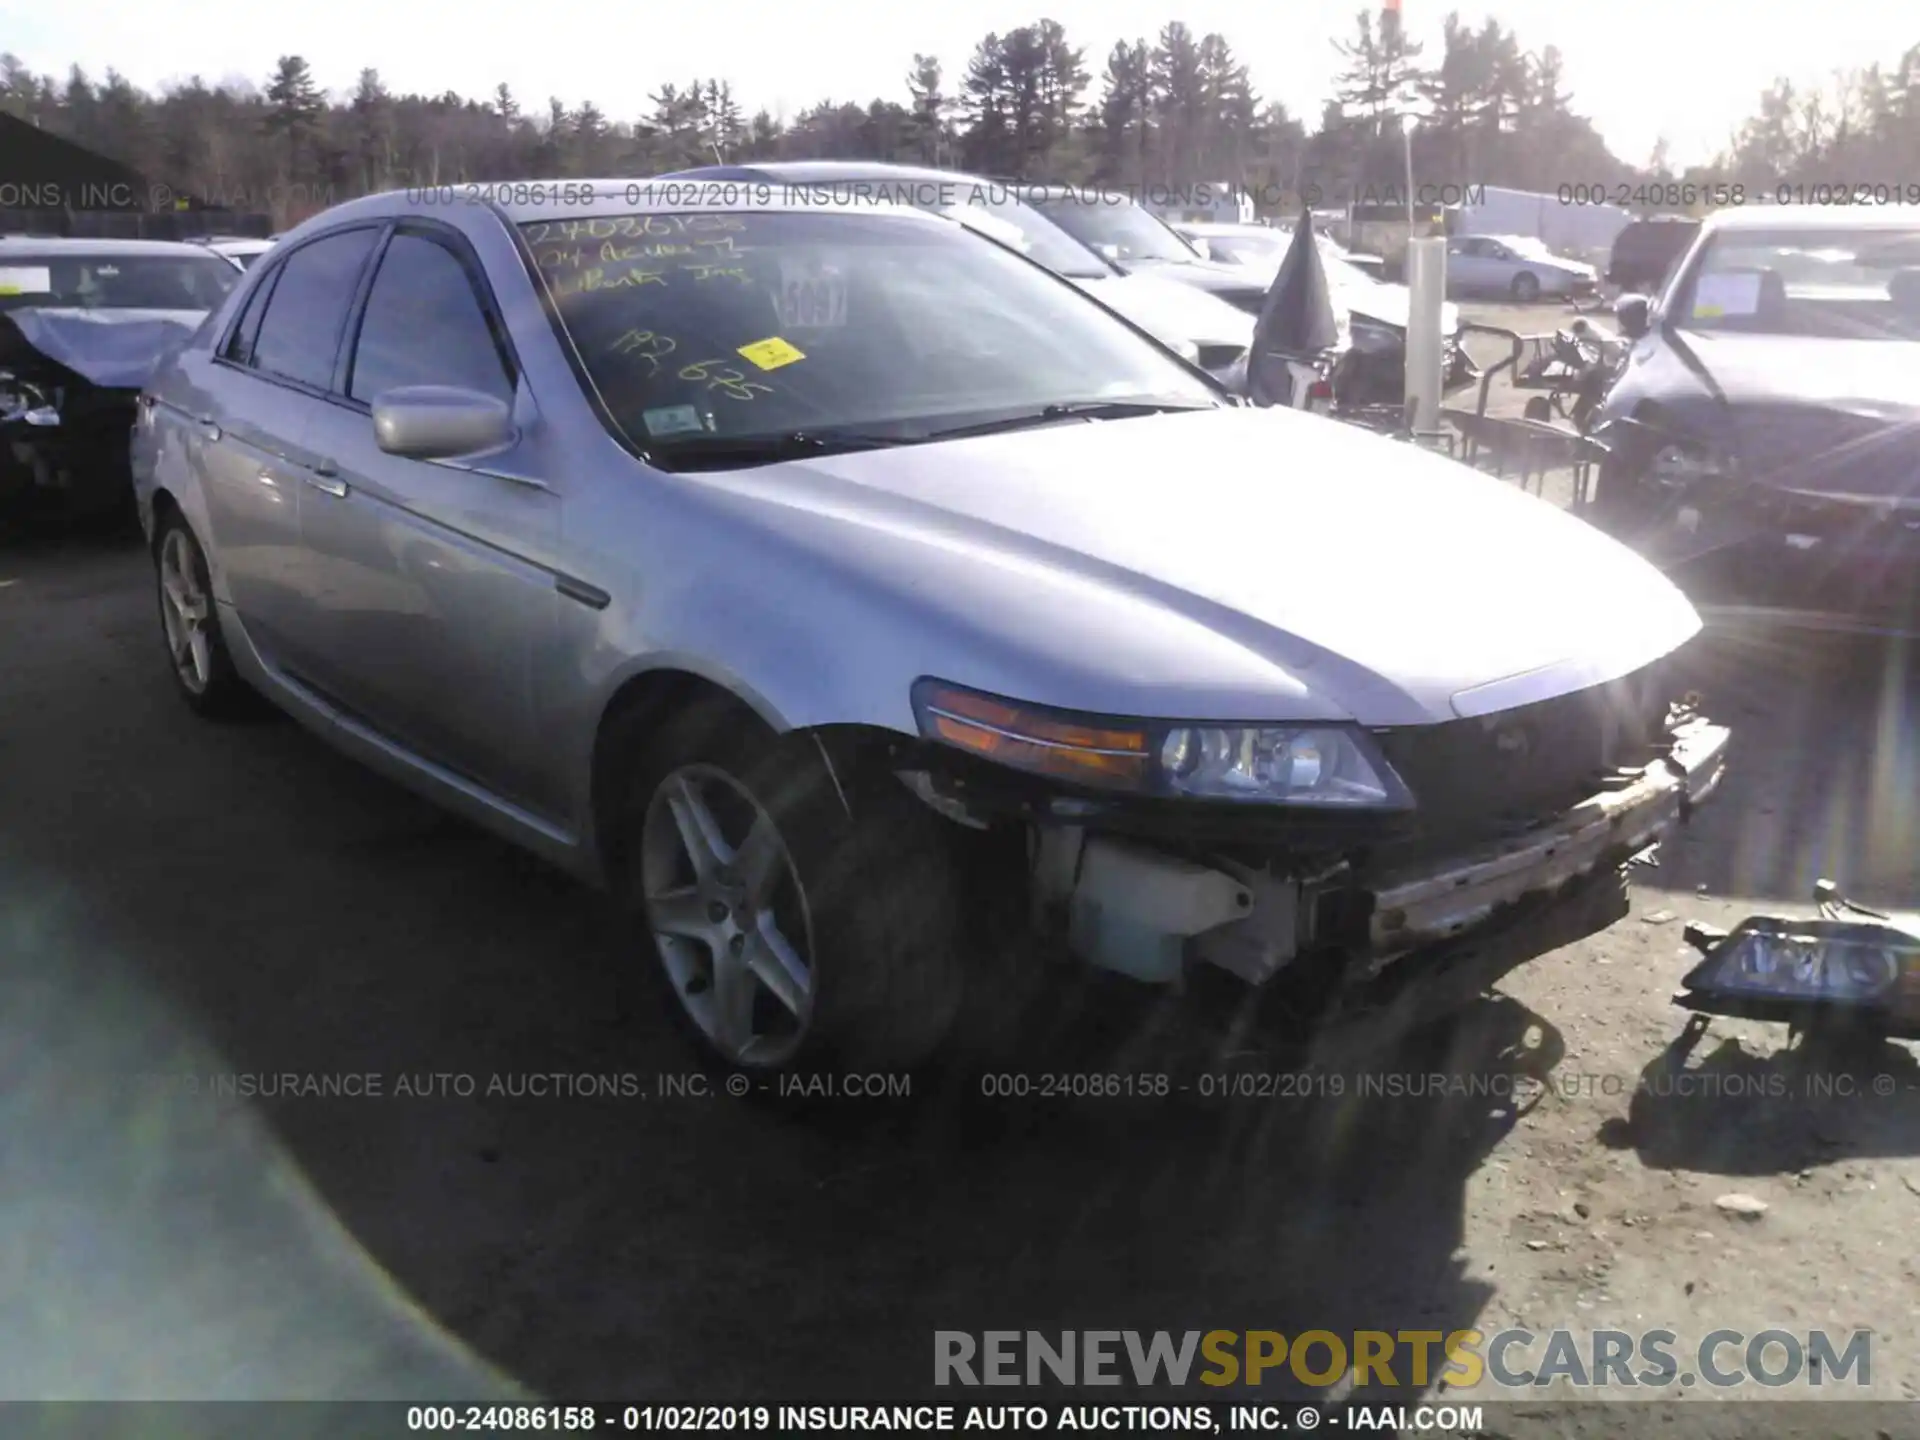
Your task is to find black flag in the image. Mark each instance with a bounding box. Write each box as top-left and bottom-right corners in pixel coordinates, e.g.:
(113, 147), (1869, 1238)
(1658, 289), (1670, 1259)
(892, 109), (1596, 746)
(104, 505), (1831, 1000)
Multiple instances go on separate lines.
(1247, 208), (1343, 407)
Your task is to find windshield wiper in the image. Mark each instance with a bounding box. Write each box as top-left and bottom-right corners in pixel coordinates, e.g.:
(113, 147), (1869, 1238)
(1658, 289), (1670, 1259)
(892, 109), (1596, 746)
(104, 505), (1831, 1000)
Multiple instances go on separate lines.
(923, 399), (1218, 441)
(646, 429), (908, 469)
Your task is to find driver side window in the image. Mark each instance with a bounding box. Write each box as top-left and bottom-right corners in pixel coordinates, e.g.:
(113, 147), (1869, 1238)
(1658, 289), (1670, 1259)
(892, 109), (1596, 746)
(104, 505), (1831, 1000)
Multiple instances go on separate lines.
(347, 231), (516, 407)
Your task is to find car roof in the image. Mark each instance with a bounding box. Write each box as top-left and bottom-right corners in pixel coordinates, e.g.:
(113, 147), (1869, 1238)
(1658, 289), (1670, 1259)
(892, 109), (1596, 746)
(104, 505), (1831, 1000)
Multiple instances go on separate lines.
(1021, 185), (1124, 201)
(665, 160), (993, 189)
(0, 236), (222, 257)
(274, 181), (948, 234)
(1700, 204), (1920, 233)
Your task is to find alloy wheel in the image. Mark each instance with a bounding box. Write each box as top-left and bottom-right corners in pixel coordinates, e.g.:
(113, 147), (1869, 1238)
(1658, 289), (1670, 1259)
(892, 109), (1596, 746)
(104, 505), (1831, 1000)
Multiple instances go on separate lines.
(159, 528), (213, 694)
(639, 763), (816, 1067)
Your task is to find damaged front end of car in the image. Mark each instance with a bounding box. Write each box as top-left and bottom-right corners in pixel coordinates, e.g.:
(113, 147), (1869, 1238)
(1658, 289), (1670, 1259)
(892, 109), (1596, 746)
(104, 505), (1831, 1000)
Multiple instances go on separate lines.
(0, 307), (203, 521)
(885, 662), (1730, 1029)
(0, 361), (141, 515)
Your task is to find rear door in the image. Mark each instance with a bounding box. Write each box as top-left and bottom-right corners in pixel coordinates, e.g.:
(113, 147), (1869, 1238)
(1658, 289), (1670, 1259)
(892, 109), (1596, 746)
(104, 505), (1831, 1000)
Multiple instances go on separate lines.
(193, 225), (382, 669)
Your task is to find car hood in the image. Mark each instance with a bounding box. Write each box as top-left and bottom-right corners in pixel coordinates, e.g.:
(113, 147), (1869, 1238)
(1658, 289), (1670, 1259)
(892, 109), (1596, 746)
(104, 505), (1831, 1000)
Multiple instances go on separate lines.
(1160, 255), (1461, 334)
(1125, 257), (1268, 304)
(1669, 332), (1920, 413)
(1624, 331), (1920, 501)
(696, 407), (1701, 725)
(1072, 272), (1255, 351)
(0, 306), (207, 389)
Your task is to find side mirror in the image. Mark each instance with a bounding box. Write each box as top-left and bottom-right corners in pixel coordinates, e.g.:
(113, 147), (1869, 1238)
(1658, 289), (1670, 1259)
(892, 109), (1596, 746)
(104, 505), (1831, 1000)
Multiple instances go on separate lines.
(371, 385), (514, 460)
(1614, 294), (1652, 340)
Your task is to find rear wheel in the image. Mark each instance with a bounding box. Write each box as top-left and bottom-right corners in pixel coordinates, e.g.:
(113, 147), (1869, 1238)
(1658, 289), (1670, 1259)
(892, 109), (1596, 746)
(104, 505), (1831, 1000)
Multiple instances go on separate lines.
(612, 699), (965, 1076)
(1510, 271), (1542, 303)
(155, 510), (257, 719)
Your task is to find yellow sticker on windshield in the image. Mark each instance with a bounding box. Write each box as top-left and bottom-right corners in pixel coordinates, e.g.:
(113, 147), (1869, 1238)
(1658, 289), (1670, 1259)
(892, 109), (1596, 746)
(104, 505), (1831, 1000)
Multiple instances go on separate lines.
(737, 337), (806, 371)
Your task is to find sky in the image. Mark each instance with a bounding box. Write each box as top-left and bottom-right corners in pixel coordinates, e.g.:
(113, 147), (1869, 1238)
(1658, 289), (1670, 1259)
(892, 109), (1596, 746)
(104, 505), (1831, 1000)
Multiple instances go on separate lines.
(0, 0), (1909, 172)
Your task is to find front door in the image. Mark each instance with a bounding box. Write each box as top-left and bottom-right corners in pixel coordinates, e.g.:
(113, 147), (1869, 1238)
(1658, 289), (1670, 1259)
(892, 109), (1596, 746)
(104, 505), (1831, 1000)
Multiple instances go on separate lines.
(292, 225), (562, 815)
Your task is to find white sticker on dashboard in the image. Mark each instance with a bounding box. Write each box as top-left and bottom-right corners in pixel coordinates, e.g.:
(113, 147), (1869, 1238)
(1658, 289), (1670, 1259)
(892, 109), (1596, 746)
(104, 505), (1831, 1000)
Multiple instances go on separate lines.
(0, 266), (53, 297)
(777, 262), (848, 328)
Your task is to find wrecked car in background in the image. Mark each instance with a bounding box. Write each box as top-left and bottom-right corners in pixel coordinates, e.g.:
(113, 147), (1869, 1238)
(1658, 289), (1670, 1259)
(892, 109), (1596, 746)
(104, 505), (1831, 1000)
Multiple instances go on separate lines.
(1, 236), (238, 522)
(1592, 206), (1920, 629)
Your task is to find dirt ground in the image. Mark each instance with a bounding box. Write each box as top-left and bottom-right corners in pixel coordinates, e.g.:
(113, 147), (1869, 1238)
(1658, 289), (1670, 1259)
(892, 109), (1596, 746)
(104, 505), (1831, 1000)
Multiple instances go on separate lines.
(4, 338), (1919, 1434)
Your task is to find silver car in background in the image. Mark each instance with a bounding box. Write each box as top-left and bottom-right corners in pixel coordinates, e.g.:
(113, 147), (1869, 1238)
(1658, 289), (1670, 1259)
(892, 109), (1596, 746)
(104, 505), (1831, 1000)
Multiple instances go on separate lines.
(131, 185), (1727, 1077)
(1445, 233), (1600, 303)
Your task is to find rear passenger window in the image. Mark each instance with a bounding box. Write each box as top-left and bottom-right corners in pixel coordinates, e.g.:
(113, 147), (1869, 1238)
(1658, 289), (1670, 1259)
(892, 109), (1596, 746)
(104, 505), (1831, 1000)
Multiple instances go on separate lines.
(249, 228), (380, 390)
(222, 268), (276, 365)
(348, 233), (515, 405)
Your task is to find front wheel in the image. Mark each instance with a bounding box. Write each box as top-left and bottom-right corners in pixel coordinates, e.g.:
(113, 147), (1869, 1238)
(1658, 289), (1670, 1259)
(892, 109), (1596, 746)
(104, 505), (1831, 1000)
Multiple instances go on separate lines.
(1510, 271), (1542, 303)
(612, 701), (965, 1076)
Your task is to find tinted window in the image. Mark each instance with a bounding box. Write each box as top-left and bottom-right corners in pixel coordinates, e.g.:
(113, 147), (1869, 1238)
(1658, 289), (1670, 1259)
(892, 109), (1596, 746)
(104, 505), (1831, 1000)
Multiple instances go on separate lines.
(250, 228), (380, 389)
(222, 269), (276, 365)
(348, 233), (514, 404)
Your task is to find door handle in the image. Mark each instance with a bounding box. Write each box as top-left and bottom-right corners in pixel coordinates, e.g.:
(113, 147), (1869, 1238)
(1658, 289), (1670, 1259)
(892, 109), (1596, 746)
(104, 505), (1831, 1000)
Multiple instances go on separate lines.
(304, 472), (348, 498)
(196, 414), (221, 441)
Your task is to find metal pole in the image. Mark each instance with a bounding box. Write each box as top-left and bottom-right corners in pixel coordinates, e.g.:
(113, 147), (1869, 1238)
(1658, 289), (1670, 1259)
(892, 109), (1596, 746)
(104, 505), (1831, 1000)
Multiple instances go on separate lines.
(1404, 125), (1415, 231)
(1405, 236), (1447, 434)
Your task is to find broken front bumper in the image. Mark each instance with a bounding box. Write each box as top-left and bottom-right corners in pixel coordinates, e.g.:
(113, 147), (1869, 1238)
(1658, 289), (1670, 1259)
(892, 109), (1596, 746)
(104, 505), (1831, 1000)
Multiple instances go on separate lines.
(1364, 715), (1730, 961)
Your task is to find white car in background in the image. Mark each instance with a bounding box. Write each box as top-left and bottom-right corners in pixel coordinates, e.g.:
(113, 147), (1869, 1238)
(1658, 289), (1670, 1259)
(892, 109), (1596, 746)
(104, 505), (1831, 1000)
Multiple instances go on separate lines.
(1446, 234), (1599, 303)
(1173, 220), (1473, 404)
(200, 236), (279, 269)
(1177, 220), (1387, 280)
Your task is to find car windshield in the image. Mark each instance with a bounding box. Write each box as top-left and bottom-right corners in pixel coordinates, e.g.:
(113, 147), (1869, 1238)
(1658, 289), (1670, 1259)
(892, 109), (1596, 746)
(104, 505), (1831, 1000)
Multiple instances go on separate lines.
(0, 253), (239, 312)
(521, 208), (1218, 463)
(1030, 195), (1199, 265)
(779, 179), (1110, 280)
(1673, 227), (1920, 340)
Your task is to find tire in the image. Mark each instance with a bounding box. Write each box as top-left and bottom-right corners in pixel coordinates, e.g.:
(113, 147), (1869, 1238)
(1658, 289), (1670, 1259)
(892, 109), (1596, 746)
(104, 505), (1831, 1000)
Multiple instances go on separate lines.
(1510, 271), (1541, 303)
(154, 509), (259, 720)
(609, 697), (966, 1077)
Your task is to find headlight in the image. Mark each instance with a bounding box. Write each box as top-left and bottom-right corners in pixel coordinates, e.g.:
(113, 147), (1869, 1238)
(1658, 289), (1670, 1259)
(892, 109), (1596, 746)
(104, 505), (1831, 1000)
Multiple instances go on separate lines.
(1348, 318), (1401, 355)
(0, 369), (56, 426)
(912, 680), (1412, 808)
(1681, 917), (1920, 1018)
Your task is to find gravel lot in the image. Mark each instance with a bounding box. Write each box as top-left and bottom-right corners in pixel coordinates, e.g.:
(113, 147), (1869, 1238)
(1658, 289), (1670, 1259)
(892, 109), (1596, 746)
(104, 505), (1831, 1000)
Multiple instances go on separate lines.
(5, 342), (1918, 1433)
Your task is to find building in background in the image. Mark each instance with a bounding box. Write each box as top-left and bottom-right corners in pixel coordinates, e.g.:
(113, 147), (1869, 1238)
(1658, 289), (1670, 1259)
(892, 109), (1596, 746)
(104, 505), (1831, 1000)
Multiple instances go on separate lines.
(0, 114), (269, 239)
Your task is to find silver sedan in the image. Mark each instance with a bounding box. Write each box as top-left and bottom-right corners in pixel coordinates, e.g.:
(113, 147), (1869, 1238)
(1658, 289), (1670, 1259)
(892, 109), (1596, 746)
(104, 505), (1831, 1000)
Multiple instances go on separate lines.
(132, 185), (1726, 1077)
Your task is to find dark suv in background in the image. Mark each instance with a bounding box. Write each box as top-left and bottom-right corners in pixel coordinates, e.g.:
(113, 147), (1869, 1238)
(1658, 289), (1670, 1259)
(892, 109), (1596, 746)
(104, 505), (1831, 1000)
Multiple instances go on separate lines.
(1607, 215), (1701, 294)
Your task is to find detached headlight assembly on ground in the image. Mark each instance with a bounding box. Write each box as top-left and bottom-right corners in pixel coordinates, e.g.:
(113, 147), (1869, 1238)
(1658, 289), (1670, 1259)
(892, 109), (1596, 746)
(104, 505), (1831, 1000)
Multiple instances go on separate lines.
(911, 680), (1412, 807)
(1678, 910), (1920, 1030)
